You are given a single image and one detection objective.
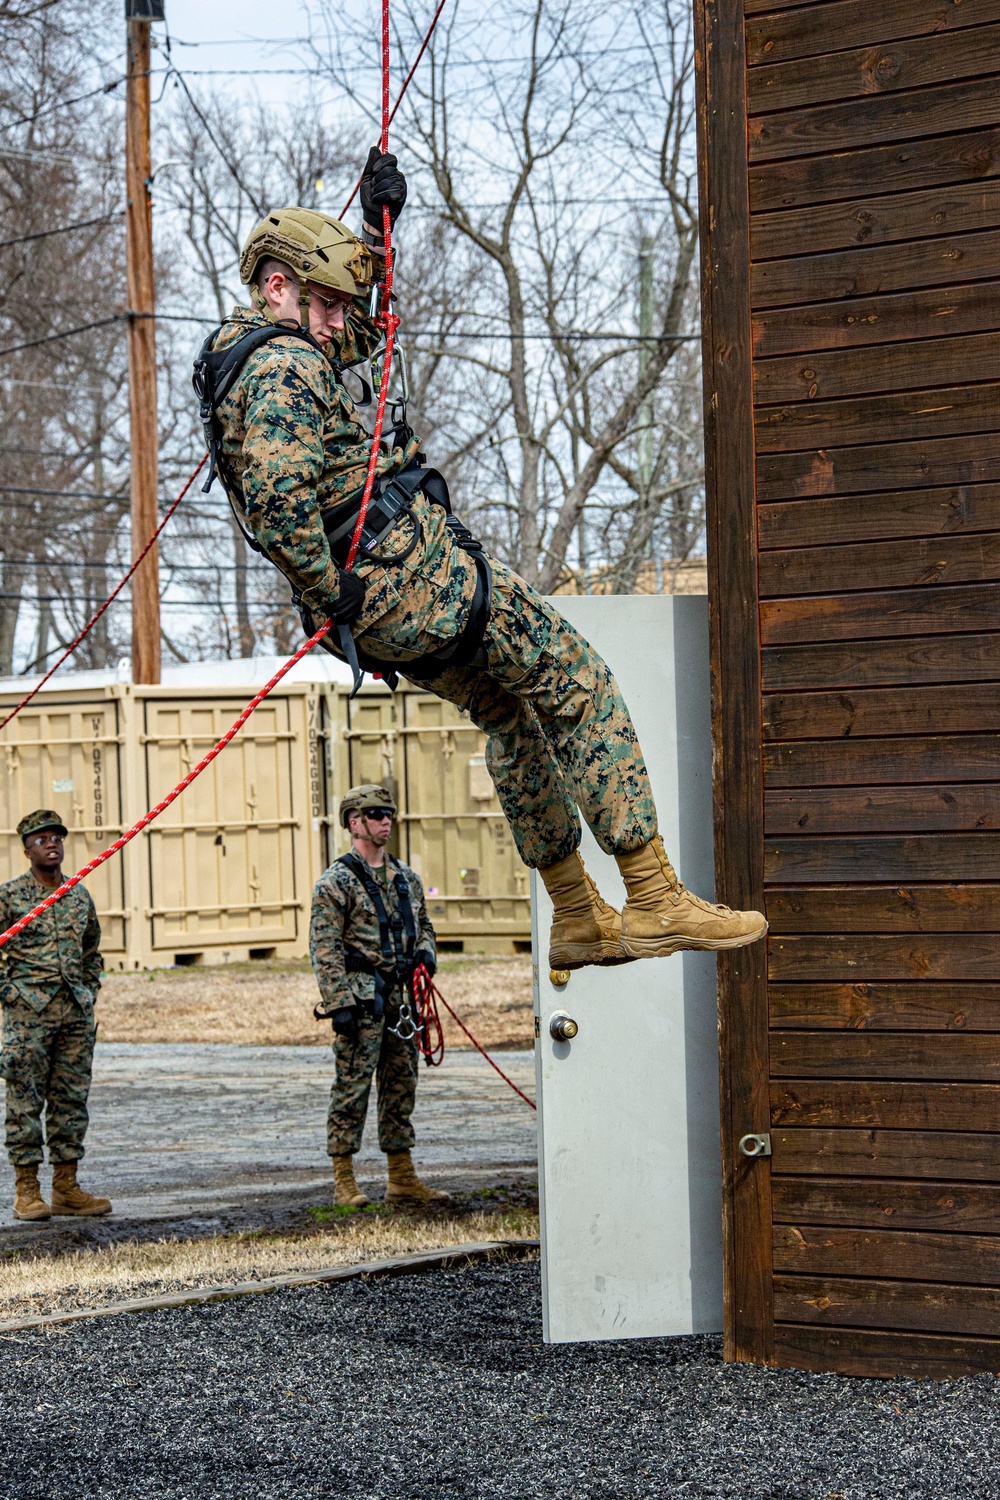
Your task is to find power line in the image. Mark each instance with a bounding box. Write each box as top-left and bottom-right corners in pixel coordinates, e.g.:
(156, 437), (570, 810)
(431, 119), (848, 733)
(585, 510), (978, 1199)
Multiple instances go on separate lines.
(5, 593), (292, 609)
(0, 144), (79, 167)
(0, 315), (124, 358)
(0, 210), (123, 252)
(0, 77), (124, 134)
(154, 310), (698, 343)
(0, 445), (122, 460)
(165, 64), (267, 219)
(160, 41), (663, 64)
(0, 485), (127, 502)
(1, 559), (275, 573)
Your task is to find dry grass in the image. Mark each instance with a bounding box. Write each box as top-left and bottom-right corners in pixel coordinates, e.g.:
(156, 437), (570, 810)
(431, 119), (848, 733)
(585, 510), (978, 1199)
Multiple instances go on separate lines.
(95, 955), (534, 1049)
(0, 1209), (539, 1322)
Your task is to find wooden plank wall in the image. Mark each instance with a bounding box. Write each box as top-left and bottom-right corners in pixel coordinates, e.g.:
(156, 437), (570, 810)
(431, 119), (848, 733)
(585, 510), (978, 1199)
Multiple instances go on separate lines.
(703, 0), (1000, 1378)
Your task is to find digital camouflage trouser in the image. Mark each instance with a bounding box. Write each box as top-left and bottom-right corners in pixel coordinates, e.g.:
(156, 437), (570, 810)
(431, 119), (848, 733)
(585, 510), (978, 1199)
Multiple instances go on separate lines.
(359, 558), (658, 870)
(327, 994), (418, 1157)
(0, 987), (96, 1166)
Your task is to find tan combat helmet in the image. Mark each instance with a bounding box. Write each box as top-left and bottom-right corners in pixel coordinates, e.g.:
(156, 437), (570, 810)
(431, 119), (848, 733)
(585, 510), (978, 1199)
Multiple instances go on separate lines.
(339, 784), (397, 829)
(239, 207), (374, 325)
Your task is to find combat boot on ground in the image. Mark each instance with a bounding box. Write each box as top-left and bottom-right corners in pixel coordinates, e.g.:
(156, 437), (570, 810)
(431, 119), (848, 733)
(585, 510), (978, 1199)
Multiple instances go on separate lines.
(385, 1150), (450, 1205)
(539, 850), (634, 970)
(13, 1164), (50, 1222)
(617, 835), (767, 960)
(50, 1161), (111, 1217)
(332, 1154), (370, 1208)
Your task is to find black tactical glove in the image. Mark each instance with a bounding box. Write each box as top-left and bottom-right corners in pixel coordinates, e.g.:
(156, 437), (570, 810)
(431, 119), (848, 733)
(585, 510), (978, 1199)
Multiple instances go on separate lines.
(361, 147), (407, 228)
(327, 569), (367, 625)
(414, 948), (437, 978)
(330, 1006), (359, 1043)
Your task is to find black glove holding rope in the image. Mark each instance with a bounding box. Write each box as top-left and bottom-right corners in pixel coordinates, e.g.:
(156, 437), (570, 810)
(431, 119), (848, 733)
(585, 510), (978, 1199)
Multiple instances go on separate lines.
(361, 147), (407, 230)
(414, 948), (437, 979)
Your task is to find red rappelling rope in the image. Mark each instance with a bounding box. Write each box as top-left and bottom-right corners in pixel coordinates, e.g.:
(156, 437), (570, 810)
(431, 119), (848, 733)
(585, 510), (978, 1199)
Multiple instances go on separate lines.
(339, 0), (449, 219)
(0, 617), (333, 952)
(412, 962), (537, 1110)
(0, 454), (208, 733)
(343, 0), (401, 573)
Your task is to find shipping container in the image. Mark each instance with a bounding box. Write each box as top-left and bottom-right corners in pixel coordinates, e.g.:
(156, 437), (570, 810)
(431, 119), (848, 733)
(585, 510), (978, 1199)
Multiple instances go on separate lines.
(0, 660), (530, 967)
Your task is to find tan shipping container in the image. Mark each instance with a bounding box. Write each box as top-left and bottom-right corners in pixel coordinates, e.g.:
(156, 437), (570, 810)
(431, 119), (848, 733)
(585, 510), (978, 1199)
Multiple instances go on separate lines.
(0, 666), (529, 967)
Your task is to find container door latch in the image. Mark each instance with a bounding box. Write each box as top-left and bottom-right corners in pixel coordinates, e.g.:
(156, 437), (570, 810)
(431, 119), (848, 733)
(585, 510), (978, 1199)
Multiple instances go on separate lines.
(738, 1133), (771, 1159)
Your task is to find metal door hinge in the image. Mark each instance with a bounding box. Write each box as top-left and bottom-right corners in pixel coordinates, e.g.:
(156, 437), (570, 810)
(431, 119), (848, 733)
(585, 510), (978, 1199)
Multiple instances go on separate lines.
(738, 1132), (771, 1159)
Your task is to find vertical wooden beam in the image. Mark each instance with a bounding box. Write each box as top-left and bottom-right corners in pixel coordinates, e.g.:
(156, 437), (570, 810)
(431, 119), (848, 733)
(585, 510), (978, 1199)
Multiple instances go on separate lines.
(126, 15), (161, 684)
(694, 0), (773, 1365)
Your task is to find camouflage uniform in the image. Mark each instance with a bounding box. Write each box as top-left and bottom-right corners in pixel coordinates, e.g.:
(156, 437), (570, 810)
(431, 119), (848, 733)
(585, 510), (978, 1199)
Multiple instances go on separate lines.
(216, 302), (658, 870)
(0, 873), (101, 1167)
(310, 854), (435, 1156)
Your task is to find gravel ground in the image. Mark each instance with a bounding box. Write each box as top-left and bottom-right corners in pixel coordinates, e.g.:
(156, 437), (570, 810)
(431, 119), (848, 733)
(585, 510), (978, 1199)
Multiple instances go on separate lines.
(0, 1259), (997, 1498)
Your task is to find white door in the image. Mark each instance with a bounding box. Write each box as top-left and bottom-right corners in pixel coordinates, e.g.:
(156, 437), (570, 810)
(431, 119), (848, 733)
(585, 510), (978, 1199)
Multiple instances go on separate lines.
(533, 595), (724, 1343)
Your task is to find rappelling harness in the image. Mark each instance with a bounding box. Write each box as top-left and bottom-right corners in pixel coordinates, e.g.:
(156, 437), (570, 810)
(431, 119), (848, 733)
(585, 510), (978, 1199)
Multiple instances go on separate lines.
(332, 850), (422, 1042)
(192, 318), (492, 696)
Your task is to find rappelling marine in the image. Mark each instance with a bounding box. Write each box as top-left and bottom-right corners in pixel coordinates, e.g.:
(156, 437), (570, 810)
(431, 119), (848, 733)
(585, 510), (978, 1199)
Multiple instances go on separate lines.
(193, 149), (767, 970)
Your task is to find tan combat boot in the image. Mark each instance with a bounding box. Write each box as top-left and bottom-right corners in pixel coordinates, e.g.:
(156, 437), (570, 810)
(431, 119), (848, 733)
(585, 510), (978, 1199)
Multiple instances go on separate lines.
(539, 850), (634, 970)
(617, 835), (767, 959)
(50, 1161), (111, 1217)
(13, 1163), (51, 1222)
(385, 1150), (450, 1205)
(332, 1154), (370, 1208)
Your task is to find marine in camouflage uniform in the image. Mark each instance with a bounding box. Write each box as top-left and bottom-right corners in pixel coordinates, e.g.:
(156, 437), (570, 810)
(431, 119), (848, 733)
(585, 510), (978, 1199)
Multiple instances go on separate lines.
(311, 785), (447, 1206)
(0, 811), (111, 1220)
(204, 159), (767, 971)
(214, 299), (650, 871)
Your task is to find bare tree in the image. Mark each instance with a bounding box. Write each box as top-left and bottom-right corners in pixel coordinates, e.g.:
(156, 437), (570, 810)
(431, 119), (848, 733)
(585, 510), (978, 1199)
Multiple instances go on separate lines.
(151, 87), (368, 659)
(0, 0), (131, 675)
(311, 0), (704, 591)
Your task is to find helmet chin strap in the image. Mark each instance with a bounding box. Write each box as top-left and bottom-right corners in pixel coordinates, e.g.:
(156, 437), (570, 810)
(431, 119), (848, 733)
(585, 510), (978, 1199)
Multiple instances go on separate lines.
(248, 275), (310, 329)
(249, 282), (277, 322)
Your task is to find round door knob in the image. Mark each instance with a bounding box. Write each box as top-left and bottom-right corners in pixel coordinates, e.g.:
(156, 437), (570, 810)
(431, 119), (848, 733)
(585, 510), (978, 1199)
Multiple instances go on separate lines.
(549, 1012), (579, 1042)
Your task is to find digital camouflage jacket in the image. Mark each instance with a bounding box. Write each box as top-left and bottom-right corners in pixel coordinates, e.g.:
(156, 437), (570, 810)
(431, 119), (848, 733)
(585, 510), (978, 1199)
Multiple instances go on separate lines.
(0, 872), (102, 1014)
(212, 303), (420, 615)
(310, 853), (435, 1016)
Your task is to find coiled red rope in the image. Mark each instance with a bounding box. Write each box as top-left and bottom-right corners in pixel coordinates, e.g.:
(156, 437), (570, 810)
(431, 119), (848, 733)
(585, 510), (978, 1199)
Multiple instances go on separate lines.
(412, 962), (537, 1110)
(0, 454), (208, 733)
(0, 617), (333, 952)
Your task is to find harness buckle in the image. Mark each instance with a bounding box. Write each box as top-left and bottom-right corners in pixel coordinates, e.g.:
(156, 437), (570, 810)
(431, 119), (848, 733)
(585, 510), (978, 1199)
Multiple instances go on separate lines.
(388, 999), (418, 1042)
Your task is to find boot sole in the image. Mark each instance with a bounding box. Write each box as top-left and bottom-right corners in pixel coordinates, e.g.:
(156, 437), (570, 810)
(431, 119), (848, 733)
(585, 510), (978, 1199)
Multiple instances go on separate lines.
(51, 1205), (112, 1217)
(550, 942), (636, 971)
(620, 923), (768, 960)
(13, 1209), (51, 1221)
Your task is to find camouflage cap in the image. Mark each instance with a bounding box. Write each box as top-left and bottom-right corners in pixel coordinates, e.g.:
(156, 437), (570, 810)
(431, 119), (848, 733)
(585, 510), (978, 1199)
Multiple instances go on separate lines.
(17, 809), (68, 842)
(339, 784), (396, 829)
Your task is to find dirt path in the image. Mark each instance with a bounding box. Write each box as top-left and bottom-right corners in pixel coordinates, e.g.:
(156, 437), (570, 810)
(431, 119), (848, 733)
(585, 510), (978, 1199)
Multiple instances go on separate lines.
(96, 954), (534, 1049)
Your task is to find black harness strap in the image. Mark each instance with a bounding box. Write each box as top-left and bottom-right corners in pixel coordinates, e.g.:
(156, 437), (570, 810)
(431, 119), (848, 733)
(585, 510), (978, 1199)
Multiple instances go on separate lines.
(337, 850), (417, 988)
(193, 325), (494, 695)
(193, 320), (326, 504)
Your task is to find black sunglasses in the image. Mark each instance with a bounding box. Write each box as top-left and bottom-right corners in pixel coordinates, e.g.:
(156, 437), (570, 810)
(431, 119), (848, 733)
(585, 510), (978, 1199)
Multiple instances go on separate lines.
(363, 808), (394, 821)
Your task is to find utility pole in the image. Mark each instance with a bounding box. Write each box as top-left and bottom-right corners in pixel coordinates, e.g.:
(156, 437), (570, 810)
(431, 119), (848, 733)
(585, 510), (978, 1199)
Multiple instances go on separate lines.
(125, 1), (164, 683)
